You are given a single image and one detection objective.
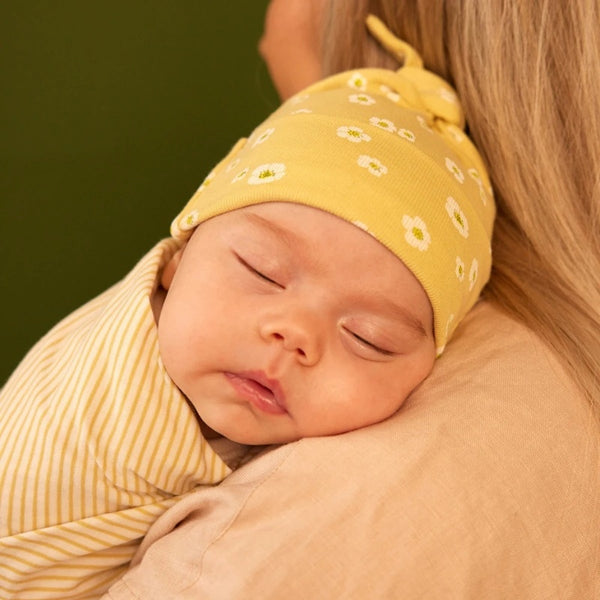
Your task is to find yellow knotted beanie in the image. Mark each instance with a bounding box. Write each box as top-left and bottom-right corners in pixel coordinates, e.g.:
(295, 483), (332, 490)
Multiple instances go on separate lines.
(170, 16), (495, 355)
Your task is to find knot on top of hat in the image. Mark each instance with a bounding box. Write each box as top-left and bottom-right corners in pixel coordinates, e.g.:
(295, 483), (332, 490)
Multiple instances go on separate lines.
(366, 15), (464, 129)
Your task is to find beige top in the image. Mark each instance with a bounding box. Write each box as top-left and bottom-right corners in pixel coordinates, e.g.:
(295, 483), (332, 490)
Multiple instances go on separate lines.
(0, 240), (233, 599)
(104, 300), (600, 599)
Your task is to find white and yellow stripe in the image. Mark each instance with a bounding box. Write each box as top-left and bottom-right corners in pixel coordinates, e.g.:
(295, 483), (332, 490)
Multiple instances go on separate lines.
(0, 239), (231, 599)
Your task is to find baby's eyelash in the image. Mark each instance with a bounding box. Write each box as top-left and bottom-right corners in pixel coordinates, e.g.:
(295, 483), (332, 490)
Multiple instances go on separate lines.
(236, 255), (280, 286)
(347, 330), (395, 356)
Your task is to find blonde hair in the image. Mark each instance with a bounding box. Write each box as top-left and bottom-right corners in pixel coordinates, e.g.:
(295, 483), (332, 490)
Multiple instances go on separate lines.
(322, 0), (600, 420)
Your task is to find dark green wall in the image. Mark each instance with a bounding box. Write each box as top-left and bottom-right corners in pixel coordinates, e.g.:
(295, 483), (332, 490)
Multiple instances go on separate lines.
(1, 2), (278, 383)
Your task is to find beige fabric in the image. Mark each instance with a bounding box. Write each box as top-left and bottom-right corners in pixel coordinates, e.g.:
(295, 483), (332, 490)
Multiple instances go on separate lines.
(104, 301), (600, 599)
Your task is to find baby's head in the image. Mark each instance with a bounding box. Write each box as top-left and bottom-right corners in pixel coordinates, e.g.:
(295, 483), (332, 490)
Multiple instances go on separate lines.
(158, 17), (495, 445)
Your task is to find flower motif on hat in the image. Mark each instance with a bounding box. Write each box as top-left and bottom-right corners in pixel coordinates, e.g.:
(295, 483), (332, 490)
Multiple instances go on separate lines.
(436, 314), (455, 355)
(469, 258), (479, 291)
(446, 196), (469, 238)
(469, 168), (488, 206)
(416, 115), (433, 132)
(358, 155), (387, 177)
(226, 158), (240, 172)
(180, 210), (200, 231)
(402, 215), (431, 251)
(445, 157), (465, 183)
(447, 125), (465, 143)
(398, 128), (416, 142)
(468, 168), (481, 184)
(231, 167), (248, 183)
(379, 84), (401, 103)
(290, 93), (310, 105)
(194, 169), (216, 194)
(252, 127), (275, 148)
(291, 108), (313, 115)
(478, 184), (489, 206)
(347, 72), (367, 91)
(455, 256), (465, 281)
(439, 88), (458, 104)
(369, 117), (396, 133)
(248, 163), (286, 185)
(337, 126), (371, 143)
(349, 93), (376, 106)
(352, 220), (371, 233)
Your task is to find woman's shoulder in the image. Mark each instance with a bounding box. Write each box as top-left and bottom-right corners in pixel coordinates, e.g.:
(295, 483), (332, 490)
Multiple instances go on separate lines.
(106, 301), (600, 600)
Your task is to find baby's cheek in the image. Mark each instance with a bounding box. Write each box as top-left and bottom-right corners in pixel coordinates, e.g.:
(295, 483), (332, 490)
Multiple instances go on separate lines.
(156, 307), (185, 385)
(371, 371), (420, 414)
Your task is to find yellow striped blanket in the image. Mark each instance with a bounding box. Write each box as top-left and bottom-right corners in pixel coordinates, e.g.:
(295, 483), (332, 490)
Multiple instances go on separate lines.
(0, 239), (231, 599)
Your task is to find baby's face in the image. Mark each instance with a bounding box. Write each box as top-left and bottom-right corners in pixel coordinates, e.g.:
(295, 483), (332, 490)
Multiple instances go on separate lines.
(158, 203), (436, 445)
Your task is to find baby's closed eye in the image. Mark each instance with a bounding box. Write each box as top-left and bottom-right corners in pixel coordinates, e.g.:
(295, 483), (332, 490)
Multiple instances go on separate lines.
(235, 253), (284, 288)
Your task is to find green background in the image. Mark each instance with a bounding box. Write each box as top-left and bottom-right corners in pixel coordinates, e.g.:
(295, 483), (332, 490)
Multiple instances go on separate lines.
(1, 1), (277, 384)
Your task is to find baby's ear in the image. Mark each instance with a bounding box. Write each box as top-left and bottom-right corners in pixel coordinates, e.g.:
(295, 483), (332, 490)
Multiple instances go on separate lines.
(161, 246), (185, 289)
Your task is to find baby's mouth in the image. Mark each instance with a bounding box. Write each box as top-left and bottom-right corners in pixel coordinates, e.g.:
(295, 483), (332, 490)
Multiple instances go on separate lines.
(224, 372), (288, 415)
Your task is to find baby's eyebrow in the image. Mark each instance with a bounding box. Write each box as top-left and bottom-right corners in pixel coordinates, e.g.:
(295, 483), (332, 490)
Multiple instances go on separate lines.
(241, 211), (300, 249)
(372, 296), (430, 339)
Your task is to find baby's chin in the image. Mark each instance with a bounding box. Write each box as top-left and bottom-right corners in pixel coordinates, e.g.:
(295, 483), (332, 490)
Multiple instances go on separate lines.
(198, 415), (300, 446)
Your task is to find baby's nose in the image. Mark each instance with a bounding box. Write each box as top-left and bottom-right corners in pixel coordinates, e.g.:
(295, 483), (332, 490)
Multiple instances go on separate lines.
(258, 309), (323, 366)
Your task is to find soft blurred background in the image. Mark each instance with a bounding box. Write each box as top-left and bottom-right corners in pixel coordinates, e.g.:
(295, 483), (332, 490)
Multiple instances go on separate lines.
(1, 1), (277, 383)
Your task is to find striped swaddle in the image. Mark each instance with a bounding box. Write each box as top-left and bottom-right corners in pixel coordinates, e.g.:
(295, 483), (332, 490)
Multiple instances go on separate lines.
(0, 239), (231, 599)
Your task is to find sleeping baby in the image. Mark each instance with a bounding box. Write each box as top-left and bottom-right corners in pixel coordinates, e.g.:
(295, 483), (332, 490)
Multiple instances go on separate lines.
(0, 17), (494, 599)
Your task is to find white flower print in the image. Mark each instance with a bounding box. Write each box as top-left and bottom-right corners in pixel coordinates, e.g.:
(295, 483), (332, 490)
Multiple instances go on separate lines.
(252, 127), (275, 147)
(439, 88), (458, 104)
(436, 314), (455, 356)
(402, 215), (431, 251)
(357, 154), (387, 177)
(180, 210), (200, 231)
(347, 72), (367, 90)
(478, 184), (488, 206)
(398, 128), (416, 142)
(455, 256), (465, 281)
(337, 125), (371, 143)
(226, 158), (240, 172)
(446, 314), (455, 335)
(352, 220), (370, 232)
(290, 93), (310, 105)
(445, 157), (465, 183)
(379, 84), (400, 103)
(416, 115), (433, 132)
(469, 168), (488, 206)
(469, 258), (479, 291)
(447, 125), (465, 143)
(445, 196), (469, 238)
(468, 168), (481, 184)
(349, 93), (376, 106)
(231, 167), (248, 183)
(248, 163), (286, 185)
(194, 169), (216, 194)
(291, 108), (312, 115)
(369, 117), (396, 133)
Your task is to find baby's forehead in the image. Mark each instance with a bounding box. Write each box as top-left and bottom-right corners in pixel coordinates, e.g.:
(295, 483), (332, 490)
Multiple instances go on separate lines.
(213, 201), (428, 293)
(221, 202), (380, 251)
